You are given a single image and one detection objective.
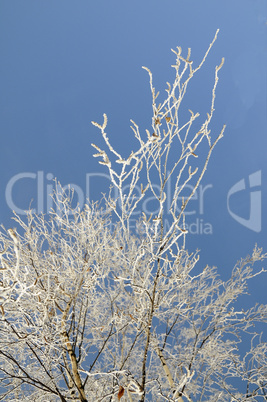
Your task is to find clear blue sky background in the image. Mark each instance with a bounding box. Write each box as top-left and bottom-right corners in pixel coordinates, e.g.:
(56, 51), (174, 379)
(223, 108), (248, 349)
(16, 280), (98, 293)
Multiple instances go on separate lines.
(0, 1), (266, 311)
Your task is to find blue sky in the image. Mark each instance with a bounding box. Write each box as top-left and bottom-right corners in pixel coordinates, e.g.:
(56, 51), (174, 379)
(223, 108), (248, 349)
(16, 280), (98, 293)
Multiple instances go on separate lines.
(0, 0), (266, 309)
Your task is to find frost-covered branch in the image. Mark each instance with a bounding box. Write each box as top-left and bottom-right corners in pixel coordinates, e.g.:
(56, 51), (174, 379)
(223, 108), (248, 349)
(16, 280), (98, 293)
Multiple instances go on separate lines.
(0, 31), (266, 402)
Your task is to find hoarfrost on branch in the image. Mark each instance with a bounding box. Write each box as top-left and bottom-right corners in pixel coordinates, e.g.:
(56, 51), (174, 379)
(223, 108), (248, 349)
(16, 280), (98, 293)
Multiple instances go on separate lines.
(0, 31), (266, 401)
